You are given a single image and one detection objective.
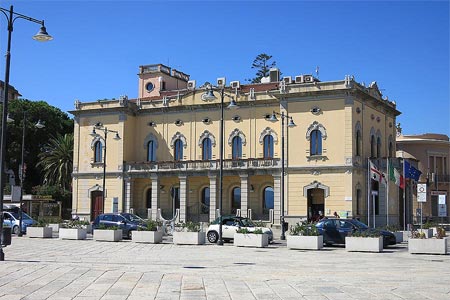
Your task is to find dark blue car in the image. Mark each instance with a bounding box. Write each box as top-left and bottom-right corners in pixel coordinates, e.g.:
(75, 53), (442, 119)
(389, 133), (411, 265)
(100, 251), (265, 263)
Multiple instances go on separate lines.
(92, 213), (147, 239)
(315, 218), (396, 248)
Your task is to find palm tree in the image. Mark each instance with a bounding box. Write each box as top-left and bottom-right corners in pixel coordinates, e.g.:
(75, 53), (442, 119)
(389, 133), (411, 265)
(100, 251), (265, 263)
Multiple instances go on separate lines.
(37, 133), (73, 191)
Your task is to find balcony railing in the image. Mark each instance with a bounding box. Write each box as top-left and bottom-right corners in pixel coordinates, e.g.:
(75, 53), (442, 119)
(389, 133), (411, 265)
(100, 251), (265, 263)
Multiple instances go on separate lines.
(125, 158), (281, 173)
(435, 174), (450, 183)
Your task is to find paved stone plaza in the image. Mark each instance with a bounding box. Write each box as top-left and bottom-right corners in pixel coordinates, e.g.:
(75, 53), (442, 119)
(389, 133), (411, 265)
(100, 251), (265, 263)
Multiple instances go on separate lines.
(0, 236), (449, 300)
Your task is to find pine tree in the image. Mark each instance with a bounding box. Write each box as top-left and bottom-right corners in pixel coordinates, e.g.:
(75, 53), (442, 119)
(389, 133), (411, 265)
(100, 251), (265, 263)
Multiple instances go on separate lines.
(249, 53), (277, 83)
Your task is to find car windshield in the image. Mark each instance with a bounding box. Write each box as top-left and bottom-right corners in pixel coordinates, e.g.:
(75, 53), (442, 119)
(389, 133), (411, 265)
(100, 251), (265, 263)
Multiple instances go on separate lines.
(240, 218), (256, 227)
(10, 212), (32, 220)
(121, 213), (144, 223)
(350, 219), (369, 229)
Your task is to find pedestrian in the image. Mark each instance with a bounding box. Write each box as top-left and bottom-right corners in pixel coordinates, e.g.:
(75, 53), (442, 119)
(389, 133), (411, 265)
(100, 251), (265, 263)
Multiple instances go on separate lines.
(333, 211), (340, 218)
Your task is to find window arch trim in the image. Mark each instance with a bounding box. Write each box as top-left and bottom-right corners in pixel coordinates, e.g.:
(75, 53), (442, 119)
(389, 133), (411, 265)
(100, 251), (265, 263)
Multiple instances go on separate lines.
(228, 128), (246, 146)
(259, 127), (278, 145)
(198, 130), (216, 147)
(306, 121), (327, 141)
(170, 132), (187, 149)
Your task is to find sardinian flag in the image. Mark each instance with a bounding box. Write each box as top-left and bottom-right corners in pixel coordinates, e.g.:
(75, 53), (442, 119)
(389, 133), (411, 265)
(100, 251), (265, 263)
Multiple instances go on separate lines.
(370, 160), (387, 185)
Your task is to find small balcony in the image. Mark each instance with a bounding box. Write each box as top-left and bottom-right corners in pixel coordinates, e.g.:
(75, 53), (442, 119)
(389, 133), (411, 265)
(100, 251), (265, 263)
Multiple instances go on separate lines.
(125, 158), (281, 174)
(435, 174), (450, 183)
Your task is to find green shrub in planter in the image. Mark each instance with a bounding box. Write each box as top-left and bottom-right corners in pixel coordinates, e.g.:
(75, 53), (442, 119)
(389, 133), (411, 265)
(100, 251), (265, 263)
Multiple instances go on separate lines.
(31, 219), (49, 227)
(349, 230), (381, 238)
(289, 222), (319, 236)
(178, 221), (201, 232)
(138, 220), (159, 231)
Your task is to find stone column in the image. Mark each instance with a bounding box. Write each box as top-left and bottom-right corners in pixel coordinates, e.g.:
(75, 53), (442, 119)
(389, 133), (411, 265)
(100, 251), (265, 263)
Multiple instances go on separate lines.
(240, 174), (249, 218)
(273, 174), (281, 225)
(124, 178), (133, 213)
(209, 175), (217, 222)
(179, 175), (187, 222)
(151, 175), (160, 220)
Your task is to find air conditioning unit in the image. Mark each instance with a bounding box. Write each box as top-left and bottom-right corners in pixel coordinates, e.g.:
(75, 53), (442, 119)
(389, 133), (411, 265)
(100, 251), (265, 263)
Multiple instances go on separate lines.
(217, 77), (226, 87)
(304, 75), (314, 83)
(187, 80), (196, 90)
(295, 75), (304, 83)
(230, 81), (240, 89)
(283, 76), (292, 84)
(269, 68), (280, 82)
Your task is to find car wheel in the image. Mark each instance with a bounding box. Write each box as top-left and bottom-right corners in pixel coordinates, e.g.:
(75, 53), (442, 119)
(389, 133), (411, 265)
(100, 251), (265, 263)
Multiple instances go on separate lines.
(127, 230), (133, 239)
(207, 231), (218, 243)
(12, 225), (20, 235)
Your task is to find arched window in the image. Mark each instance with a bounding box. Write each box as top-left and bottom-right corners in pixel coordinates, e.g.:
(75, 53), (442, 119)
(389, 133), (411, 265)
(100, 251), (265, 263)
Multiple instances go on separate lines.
(377, 136), (382, 158)
(356, 129), (362, 156)
(232, 136), (242, 159)
(263, 186), (274, 212)
(147, 140), (156, 162)
(370, 135), (376, 158)
(174, 139), (183, 161)
(201, 187), (210, 214)
(388, 139), (393, 158)
(232, 187), (241, 213)
(146, 188), (152, 209)
(202, 138), (212, 160)
(94, 141), (103, 163)
(310, 130), (322, 156)
(263, 135), (274, 158)
(170, 187), (180, 211)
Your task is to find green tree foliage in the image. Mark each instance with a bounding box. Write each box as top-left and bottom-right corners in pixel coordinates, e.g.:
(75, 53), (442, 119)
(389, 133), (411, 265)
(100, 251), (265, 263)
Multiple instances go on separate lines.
(249, 53), (277, 83)
(5, 99), (73, 193)
(37, 133), (73, 191)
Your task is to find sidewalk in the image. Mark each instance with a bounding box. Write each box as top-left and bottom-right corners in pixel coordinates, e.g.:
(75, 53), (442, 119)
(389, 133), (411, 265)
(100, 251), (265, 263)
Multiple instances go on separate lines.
(1, 235), (449, 300)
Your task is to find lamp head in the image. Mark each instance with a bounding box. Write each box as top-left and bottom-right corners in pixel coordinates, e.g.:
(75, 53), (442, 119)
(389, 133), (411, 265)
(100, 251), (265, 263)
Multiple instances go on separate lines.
(113, 132), (121, 140)
(35, 120), (45, 129)
(227, 98), (238, 109)
(202, 90), (216, 101)
(268, 112), (278, 122)
(288, 118), (296, 127)
(90, 128), (97, 137)
(32, 25), (53, 42)
(6, 114), (14, 123)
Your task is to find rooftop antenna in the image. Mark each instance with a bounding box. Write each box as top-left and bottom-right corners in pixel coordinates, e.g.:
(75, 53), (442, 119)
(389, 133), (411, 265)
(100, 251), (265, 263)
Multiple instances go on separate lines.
(315, 66), (320, 79)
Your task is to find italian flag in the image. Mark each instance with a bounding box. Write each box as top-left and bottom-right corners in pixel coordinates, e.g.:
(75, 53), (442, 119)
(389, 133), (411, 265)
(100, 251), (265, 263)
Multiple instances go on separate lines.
(389, 163), (405, 189)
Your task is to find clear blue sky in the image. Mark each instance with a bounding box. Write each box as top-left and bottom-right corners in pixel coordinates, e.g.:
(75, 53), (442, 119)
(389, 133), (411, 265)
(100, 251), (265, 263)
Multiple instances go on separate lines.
(1, 1), (449, 135)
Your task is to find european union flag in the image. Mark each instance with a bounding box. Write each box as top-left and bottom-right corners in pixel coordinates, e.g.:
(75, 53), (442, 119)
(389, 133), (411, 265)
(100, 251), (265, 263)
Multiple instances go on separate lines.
(404, 160), (422, 181)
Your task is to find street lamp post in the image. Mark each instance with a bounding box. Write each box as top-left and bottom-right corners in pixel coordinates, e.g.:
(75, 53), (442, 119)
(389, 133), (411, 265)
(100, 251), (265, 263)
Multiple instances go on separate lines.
(202, 84), (237, 245)
(17, 112), (45, 237)
(269, 111), (296, 240)
(0, 5), (52, 261)
(90, 123), (121, 214)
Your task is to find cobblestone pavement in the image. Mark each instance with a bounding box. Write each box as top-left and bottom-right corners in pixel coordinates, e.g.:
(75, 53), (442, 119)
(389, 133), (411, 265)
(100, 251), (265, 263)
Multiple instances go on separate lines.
(0, 235), (449, 300)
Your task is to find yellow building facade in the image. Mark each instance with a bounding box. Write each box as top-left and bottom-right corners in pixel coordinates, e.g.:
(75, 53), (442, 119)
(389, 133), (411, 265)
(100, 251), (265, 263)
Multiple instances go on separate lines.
(71, 64), (401, 228)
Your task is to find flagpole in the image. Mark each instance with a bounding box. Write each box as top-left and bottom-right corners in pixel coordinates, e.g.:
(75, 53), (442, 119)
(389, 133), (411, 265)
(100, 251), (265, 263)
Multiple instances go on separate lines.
(403, 158), (406, 231)
(386, 157), (389, 226)
(367, 158), (371, 228)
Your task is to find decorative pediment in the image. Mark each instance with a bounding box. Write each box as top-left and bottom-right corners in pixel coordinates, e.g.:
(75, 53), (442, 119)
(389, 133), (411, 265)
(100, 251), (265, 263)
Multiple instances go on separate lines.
(303, 180), (330, 198)
(306, 121), (327, 141)
(90, 136), (104, 150)
(259, 127), (278, 145)
(170, 132), (187, 149)
(198, 130), (216, 147)
(228, 129), (247, 146)
(143, 133), (159, 149)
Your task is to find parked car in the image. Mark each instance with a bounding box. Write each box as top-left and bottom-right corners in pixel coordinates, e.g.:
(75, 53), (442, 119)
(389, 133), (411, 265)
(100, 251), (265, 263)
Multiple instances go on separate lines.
(2, 211), (36, 234)
(206, 215), (273, 243)
(92, 213), (147, 238)
(315, 218), (396, 248)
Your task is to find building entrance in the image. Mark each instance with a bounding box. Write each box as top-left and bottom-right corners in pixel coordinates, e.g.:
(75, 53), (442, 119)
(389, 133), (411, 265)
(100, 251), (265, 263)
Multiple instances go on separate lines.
(307, 188), (325, 221)
(91, 191), (103, 220)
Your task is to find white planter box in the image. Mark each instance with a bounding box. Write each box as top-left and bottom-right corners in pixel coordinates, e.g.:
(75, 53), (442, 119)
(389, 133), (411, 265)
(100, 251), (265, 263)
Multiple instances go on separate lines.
(27, 227), (53, 238)
(173, 232), (205, 245)
(59, 228), (87, 240)
(132, 231), (163, 244)
(408, 238), (448, 255)
(401, 230), (412, 242)
(345, 236), (383, 252)
(393, 231), (404, 243)
(48, 223), (62, 232)
(287, 235), (323, 250)
(93, 229), (122, 242)
(234, 233), (268, 248)
(418, 228), (433, 238)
